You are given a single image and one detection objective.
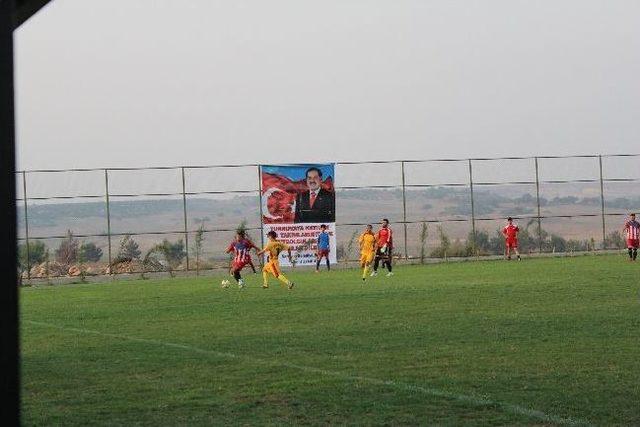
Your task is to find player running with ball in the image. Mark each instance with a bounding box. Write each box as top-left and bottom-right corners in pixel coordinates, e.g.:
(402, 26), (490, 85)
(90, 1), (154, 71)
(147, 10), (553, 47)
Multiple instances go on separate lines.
(502, 217), (521, 261)
(623, 213), (640, 261)
(224, 231), (259, 288)
(257, 231), (295, 290)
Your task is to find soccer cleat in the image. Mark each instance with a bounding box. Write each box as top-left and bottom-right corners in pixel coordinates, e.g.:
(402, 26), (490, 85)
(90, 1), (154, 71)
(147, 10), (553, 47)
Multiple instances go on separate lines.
(288, 282), (295, 290)
(362, 277), (366, 282)
(262, 284), (269, 289)
(517, 255), (521, 261)
(238, 279), (245, 289)
(370, 271), (378, 277)
(386, 272), (394, 277)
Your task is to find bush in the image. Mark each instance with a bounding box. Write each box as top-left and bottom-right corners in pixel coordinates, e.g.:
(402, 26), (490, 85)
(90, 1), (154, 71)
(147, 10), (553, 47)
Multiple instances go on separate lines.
(430, 226), (473, 258)
(79, 242), (103, 262)
(160, 239), (186, 266)
(18, 240), (46, 269)
(143, 239), (186, 276)
(604, 231), (625, 249)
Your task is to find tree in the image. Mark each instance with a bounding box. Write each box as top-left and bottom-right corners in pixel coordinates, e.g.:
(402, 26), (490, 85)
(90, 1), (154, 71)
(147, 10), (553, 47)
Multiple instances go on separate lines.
(55, 230), (79, 264)
(516, 226), (535, 254)
(193, 222), (206, 275)
(18, 240), (46, 270)
(343, 230), (359, 265)
(79, 242), (103, 262)
(430, 225), (451, 258)
(471, 230), (491, 255)
(419, 223), (429, 263)
(115, 235), (141, 262)
(235, 219), (258, 244)
(44, 249), (51, 283)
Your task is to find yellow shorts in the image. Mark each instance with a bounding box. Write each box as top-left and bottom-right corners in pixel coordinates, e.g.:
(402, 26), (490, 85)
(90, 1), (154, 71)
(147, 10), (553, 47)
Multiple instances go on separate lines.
(360, 251), (375, 264)
(263, 260), (281, 277)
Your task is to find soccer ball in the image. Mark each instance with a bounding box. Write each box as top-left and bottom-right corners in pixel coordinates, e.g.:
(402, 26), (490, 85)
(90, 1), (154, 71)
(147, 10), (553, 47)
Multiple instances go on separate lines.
(221, 279), (230, 288)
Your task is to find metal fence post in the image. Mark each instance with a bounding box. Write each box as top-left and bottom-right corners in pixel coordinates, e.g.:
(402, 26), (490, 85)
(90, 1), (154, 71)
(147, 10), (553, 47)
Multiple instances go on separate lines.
(257, 165), (264, 251)
(598, 155), (606, 249)
(22, 171), (30, 279)
(534, 157), (543, 253)
(104, 169), (112, 271)
(468, 159), (477, 256)
(181, 167), (190, 271)
(401, 161), (408, 260)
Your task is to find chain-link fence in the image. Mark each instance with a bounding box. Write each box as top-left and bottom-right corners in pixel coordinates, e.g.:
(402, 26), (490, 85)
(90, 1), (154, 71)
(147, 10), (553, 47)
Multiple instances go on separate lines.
(16, 154), (640, 281)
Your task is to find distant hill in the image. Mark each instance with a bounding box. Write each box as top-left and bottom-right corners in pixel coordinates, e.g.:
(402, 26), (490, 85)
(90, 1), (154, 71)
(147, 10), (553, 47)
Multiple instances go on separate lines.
(17, 187), (639, 233)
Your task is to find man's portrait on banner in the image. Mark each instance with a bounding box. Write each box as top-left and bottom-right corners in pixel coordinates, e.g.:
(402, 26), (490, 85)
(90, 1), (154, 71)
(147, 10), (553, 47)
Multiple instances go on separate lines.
(261, 164), (335, 225)
(293, 166), (335, 223)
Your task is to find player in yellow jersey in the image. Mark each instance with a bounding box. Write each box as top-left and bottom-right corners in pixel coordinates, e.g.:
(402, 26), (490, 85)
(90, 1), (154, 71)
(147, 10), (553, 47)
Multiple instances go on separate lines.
(256, 230), (295, 290)
(358, 224), (377, 281)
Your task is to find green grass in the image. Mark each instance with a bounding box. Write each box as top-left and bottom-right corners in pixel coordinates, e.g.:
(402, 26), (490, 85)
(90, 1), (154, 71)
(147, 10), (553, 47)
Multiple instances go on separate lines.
(21, 255), (640, 426)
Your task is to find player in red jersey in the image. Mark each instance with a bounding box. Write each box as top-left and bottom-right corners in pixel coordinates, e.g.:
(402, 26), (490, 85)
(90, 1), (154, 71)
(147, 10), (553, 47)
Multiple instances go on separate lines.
(243, 239), (258, 273)
(371, 218), (394, 277)
(502, 217), (521, 261)
(623, 213), (639, 261)
(224, 231), (259, 288)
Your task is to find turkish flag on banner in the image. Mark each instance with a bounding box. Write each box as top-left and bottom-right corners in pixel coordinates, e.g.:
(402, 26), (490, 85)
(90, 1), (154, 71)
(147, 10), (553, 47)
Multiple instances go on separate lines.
(261, 173), (298, 224)
(261, 173), (334, 224)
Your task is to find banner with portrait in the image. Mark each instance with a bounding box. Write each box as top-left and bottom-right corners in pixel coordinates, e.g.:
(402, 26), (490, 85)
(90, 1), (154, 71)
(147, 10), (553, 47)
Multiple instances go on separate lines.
(260, 164), (336, 267)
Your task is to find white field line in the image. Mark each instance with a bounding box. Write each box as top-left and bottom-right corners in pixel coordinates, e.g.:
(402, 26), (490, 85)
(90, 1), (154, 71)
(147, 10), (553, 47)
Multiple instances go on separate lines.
(25, 320), (592, 426)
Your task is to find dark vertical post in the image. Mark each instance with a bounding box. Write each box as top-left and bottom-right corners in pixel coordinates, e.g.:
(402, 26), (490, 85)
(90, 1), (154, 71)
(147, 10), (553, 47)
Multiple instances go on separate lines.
(598, 155), (606, 249)
(401, 161), (408, 260)
(181, 167), (189, 271)
(104, 169), (112, 270)
(534, 157), (543, 253)
(22, 171), (30, 279)
(0, 0), (19, 422)
(468, 159), (477, 256)
(257, 165), (264, 251)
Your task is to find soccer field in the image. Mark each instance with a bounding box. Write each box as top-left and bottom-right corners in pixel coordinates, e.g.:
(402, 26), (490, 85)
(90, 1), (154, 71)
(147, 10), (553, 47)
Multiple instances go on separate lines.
(20, 255), (640, 426)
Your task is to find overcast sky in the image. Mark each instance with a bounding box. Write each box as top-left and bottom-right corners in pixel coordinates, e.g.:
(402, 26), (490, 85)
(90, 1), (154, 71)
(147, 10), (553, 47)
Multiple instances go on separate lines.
(13, 0), (640, 171)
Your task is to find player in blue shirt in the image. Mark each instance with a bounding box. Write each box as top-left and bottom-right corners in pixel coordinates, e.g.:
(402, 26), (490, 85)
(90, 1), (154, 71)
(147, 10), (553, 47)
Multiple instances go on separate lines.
(316, 224), (331, 272)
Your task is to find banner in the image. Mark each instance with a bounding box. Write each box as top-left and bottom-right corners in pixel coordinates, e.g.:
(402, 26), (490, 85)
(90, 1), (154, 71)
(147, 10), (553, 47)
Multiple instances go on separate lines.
(261, 164), (336, 266)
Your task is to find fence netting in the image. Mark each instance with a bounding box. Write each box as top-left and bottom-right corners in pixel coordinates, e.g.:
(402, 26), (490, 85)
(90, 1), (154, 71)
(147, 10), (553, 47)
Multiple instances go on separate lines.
(16, 154), (640, 280)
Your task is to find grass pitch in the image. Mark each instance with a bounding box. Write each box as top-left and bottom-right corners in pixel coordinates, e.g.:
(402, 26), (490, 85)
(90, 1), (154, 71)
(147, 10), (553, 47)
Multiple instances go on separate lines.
(21, 255), (640, 426)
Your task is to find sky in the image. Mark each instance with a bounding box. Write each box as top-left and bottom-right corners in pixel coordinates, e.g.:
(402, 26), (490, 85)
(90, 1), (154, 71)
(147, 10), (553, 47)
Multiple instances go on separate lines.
(13, 0), (640, 171)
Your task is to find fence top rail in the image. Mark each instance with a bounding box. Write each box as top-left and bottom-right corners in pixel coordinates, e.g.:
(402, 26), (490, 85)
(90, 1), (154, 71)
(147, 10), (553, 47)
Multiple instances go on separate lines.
(15, 153), (639, 174)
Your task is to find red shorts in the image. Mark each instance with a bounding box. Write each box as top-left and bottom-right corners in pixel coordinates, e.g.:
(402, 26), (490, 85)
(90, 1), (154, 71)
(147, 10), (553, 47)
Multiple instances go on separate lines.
(231, 260), (248, 272)
(627, 239), (639, 249)
(505, 238), (518, 249)
(317, 249), (330, 258)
